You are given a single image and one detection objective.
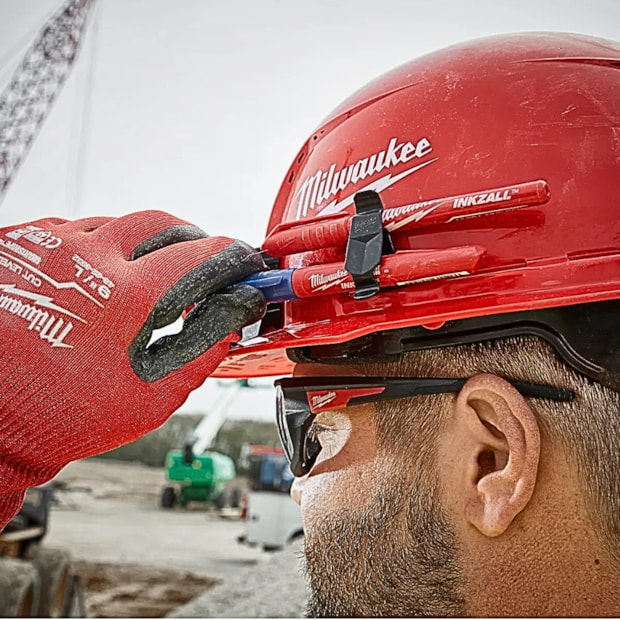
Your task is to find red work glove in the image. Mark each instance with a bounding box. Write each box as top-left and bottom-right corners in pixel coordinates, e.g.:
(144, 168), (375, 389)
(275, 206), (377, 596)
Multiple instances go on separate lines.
(0, 211), (266, 529)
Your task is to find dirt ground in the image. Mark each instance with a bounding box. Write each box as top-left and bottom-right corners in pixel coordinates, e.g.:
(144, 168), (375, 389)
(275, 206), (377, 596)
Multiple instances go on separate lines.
(72, 561), (218, 618)
(45, 458), (273, 617)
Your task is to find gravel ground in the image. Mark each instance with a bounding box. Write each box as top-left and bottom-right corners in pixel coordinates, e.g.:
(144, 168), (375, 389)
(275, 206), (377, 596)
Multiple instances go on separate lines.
(45, 459), (309, 617)
(168, 538), (309, 618)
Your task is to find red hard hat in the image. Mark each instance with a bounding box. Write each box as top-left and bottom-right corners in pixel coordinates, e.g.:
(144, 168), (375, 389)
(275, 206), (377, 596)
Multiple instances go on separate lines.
(216, 32), (620, 390)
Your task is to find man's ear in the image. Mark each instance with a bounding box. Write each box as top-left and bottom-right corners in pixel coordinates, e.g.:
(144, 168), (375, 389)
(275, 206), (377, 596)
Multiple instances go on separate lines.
(451, 373), (541, 537)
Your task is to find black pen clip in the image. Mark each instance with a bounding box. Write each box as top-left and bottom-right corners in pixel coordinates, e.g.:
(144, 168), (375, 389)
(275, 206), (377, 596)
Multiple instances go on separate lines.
(344, 191), (394, 300)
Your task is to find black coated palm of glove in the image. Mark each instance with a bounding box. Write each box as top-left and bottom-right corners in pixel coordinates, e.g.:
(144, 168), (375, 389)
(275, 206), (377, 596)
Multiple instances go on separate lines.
(128, 223), (266, 381)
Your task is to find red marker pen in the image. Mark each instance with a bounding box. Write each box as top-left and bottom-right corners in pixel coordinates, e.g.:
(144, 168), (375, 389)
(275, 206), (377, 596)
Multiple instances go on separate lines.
(242, 246), (485, 302)
(263, 180), (549, 257)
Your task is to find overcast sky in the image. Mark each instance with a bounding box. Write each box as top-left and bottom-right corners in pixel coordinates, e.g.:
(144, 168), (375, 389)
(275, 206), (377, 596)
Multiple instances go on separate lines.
(1, 0), (619, 418)
(1, 0), (620, 245)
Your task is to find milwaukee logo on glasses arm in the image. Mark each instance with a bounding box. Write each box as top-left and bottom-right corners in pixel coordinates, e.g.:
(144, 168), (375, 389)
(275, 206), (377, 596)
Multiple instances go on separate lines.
(295, 136), (433, 219)
(310, 392), (338, 411)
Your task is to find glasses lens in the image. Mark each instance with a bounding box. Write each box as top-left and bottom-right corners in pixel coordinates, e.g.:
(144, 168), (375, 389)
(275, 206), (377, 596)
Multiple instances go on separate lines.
(275, 382), (320, 477)
(275, 384), (294, 462)
(303, 434), (322, 471)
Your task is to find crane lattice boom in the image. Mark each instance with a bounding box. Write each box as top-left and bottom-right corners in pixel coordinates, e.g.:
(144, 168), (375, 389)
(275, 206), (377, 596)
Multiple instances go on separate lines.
(0, 0), (94, 203)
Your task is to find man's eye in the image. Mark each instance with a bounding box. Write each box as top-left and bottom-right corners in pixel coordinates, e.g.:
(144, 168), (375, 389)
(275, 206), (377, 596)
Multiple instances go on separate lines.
(307, 423), (332, 445)
(304, 424), (332, 468)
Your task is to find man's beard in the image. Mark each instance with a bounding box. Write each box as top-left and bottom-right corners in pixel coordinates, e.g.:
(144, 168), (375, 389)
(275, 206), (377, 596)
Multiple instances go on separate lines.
(302, 467), (465, 617)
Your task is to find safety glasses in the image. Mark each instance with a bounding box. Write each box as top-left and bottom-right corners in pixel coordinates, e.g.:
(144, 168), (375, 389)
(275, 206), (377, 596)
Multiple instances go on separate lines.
(275, 376), (575, 477)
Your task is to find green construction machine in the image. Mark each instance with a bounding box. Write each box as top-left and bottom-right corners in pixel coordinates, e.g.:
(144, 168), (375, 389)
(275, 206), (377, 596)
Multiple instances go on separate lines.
(160, 380), (247, 509)
(161, 450), (236, 509)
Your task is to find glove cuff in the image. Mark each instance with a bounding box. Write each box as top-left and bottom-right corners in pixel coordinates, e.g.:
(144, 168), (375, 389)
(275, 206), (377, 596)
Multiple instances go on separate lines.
(0, 466), (28, 531)
(0, 453), (62, 531)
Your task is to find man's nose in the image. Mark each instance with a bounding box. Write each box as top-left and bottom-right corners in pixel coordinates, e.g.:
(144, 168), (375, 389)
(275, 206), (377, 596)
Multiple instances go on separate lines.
(290, 475), (305, 505)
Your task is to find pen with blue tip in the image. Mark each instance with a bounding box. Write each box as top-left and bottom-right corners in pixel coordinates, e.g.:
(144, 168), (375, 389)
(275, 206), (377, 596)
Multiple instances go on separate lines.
(242, 246), (486, 303)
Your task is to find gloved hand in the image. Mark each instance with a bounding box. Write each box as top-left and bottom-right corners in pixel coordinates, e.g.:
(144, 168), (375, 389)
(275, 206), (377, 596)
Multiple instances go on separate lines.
(0, 211), (266, 528)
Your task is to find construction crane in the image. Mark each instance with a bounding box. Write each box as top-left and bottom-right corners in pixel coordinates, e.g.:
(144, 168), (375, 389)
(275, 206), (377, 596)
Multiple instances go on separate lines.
(0, 0), (95, 206)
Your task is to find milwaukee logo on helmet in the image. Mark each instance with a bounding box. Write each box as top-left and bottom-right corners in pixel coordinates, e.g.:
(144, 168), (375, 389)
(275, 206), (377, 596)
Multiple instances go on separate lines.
(294, 136), (434, 219)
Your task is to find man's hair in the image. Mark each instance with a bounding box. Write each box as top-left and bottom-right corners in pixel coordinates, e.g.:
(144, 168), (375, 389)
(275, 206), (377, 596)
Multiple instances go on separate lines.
(355, 335), (620, 563)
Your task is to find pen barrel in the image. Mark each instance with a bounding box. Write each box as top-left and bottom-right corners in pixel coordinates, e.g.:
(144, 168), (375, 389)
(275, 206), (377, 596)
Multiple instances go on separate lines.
(263, 180), (549, 256)
(291, 263), (355, 297)
(291, 246), (485, 298)
(263, 215), (350, 257)
(383, 179), (550, 231)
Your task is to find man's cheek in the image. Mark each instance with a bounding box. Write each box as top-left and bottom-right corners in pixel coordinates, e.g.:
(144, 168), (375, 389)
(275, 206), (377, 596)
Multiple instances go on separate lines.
(298, 409), (379, 527)
(302, 469), (349, 512)
(300, 461), (378, 529)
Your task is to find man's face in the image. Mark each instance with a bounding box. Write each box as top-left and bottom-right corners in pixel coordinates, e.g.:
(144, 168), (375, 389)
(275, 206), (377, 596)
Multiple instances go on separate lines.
(290, 371), (465, 617)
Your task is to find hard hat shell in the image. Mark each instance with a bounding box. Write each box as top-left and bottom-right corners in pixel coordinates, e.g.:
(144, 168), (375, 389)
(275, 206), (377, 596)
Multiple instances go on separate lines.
(216, 32), (620, 385)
